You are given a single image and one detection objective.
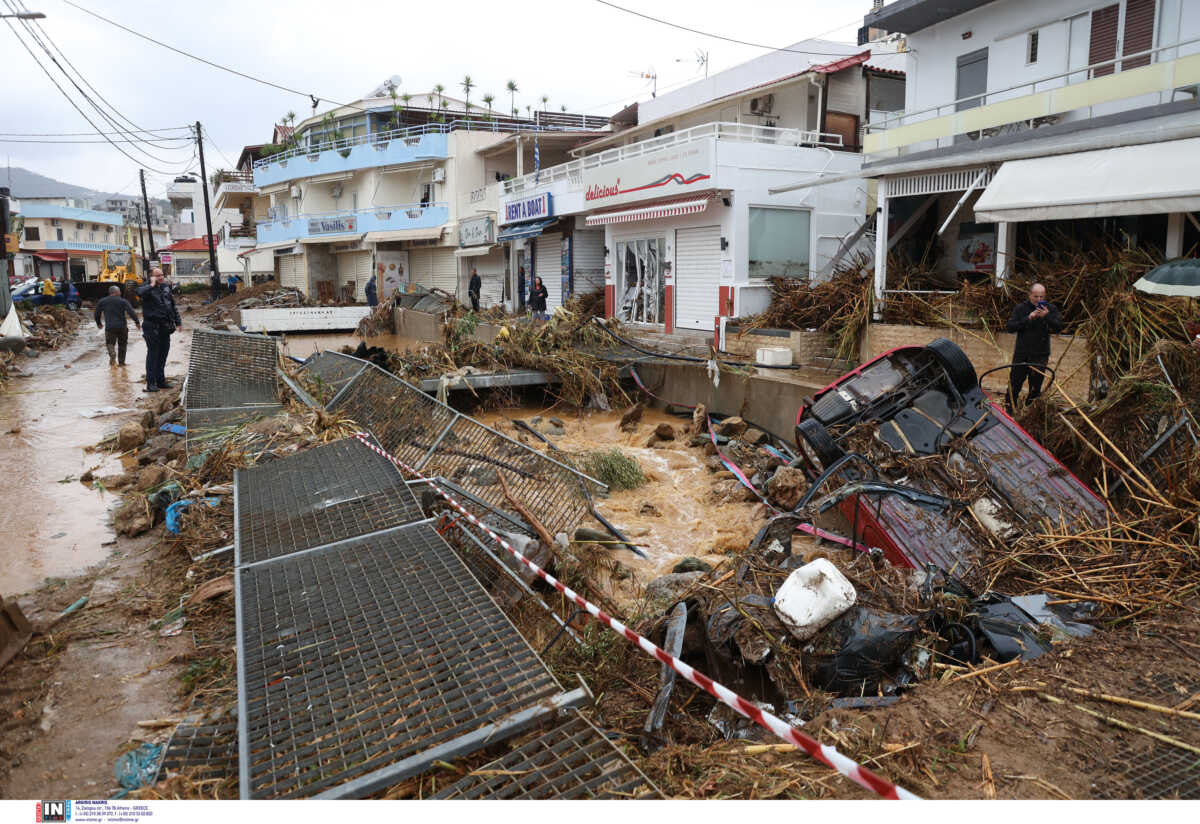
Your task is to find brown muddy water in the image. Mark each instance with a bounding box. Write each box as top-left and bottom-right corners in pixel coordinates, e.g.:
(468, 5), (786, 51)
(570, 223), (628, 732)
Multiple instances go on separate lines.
(0, 327), (190, 596)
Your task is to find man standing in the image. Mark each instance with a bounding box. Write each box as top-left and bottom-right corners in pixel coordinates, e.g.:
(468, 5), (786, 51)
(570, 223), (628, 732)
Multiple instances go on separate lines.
(365, 273), (378, 307)
(94, 285), (139, 366)
(1005, 282), (1062, 412)
(137, 268), (181, 393)
(468, 267), (481, 313)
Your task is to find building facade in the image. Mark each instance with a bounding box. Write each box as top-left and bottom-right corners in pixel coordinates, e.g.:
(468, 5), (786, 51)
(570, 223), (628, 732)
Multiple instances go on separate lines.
(11, 198), (126, 281)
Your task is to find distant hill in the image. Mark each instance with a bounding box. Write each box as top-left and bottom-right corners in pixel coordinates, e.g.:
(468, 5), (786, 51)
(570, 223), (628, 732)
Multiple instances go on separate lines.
(2, 166), (170, 212)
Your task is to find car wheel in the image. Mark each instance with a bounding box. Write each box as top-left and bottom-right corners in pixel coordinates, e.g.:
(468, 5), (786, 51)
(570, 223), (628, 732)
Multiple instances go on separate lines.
(926, 337), (977, 392)
(796, 418), (844, 469)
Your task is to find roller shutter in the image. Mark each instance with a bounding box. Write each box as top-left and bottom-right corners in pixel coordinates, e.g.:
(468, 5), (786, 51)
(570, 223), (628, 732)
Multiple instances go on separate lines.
(336, 250), (371, 302)
(276, 252), (306, 293)
(410, 247), (457, 294)
(674, 226), (721, 331)
(1089, 4), (1119, 77)
(572, 230), (605, 295)
(535, 232), (563, 310)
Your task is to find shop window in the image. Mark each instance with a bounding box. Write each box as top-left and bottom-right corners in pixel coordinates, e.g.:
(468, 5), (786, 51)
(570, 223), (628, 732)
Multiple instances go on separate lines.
(24, 226), (40, 241)
(615, 237), (666, 325)
(749, 207), (810, 278)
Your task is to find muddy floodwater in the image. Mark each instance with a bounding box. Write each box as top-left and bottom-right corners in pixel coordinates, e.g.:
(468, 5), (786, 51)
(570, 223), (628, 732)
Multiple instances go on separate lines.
(481, 406), (770, 594)
(0, 327), (189, 596)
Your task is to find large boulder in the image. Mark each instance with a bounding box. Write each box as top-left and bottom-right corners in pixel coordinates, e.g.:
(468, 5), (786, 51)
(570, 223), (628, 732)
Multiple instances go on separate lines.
(116, 422), (146, 452)
(715, 416), (747, 438)
(767, 466), (808, 510)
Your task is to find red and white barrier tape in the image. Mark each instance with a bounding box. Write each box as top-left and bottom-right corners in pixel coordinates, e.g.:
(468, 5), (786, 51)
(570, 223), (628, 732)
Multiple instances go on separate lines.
(353, 432), (919, 800)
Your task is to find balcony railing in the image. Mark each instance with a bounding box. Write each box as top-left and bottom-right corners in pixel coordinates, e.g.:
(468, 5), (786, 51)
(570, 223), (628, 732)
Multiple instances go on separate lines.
(45, 240), (125, 252)
(256, 202), (449, 244)
(865, 37), (1200, 155)
(500, 121), (843, 196)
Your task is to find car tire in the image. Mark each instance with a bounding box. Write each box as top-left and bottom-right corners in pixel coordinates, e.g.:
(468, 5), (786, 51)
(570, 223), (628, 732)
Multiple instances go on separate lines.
(926, 337), (977, 392)
(797, 418), (844, 469)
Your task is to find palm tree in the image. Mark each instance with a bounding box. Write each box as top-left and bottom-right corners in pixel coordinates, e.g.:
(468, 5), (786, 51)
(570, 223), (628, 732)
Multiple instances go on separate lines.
(506, 80), (519, 117)
(560, 104), (567, 112)
(482, 93), (495, 122)
(433, 83), (445, 112)
(461, 75), (474, 115)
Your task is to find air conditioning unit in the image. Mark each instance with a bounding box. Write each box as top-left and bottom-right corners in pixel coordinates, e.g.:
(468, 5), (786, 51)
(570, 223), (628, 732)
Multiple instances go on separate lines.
(432, 167), (446, 183)
(330, 182), (344, 198)
(290, 185), (302, 198)
(749, 94), (774, 115)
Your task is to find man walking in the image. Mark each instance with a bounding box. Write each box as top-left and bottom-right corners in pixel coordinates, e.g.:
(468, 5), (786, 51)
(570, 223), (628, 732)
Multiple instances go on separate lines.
(468, 267), (482, 312)
(94, 285), (139, 366)
(137, 268), (181, 393)
(1005, 282), (1062, 413)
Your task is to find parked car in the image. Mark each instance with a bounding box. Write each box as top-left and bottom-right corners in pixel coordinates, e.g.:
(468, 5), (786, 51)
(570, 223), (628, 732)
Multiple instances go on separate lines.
(792, 338), (1107, 575)
(11, 279), (81, 311)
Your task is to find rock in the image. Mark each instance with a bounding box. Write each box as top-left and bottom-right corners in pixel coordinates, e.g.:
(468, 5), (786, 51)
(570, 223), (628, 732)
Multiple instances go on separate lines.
(672, 557), (712, 574)
(767, 466), (808, 510)
(80, 469), (94, 483)
(688, 434), (708, 448)
(716, 416), (747, 438)
(548, 417), (565, 428)
(691, 403), (708, 434)
(650, 439), (670, 449)
(113, 499), (153, 537)
(136, 465), (169, 492)
(166, 440), (186, 462)
(742, 427), (767, 446)
(140, 410), (156, 431)
(705, 455), (726, 473)
(116, 422), (146, 451)
(156, 407), (183, 427)
(703, 441), (718, 456)
(653, 423), (676, 441)
(711, 479), (759, 504)
(138, 446), (170, 466)
(638, 501), (662, 517)
(142, 433), (175, 454)
(643, 571), (705, 615)
(96, 473), (132, 490)
(619, 402), (644, 431)
(543, 423), (565, 438)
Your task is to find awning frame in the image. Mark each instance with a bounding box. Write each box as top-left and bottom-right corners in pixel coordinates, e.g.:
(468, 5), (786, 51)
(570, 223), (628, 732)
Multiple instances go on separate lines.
(585, 196), (712, 227)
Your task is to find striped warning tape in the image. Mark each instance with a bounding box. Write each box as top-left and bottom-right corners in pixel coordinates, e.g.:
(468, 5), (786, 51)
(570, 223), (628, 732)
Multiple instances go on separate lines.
(352, 431), (920, 800)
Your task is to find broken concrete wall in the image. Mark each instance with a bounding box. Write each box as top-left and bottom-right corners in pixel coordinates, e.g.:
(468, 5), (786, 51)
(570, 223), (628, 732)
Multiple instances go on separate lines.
(722, 326), (841, 368)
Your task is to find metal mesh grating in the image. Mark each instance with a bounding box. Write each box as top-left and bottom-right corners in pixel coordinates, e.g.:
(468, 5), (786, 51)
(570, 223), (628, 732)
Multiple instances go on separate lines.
(185, 405), (284, 456)
(235, 437), (425, 566)
(1096, 743), (1200, 799)
(331, 361), (604, 539)
(185, 329), (280, 410)
(433, 712), (659, 799)
(236, 522), (562, 798)
(156, 718), (239, 783)
(299, 351), (367, 404)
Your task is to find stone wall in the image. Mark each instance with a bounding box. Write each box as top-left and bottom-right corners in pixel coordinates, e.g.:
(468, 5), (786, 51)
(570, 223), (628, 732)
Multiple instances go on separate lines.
(723, 326), (842, 368)
(860, 323), (1092, 399)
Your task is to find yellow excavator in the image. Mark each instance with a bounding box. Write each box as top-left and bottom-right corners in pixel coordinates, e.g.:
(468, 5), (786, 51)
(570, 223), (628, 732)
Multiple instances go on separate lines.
(98, 248), (140, 285)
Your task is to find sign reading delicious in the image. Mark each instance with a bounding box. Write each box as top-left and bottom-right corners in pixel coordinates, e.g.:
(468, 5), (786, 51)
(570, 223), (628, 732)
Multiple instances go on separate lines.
(458, 215), (493, 247)
(581, 142), (715, 210)
(307, 216), (358, 235)
(499, 192), (552, 226)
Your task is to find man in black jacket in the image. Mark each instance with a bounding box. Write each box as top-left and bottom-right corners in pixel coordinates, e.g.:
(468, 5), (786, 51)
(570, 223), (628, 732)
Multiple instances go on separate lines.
(468, 267), (481, 312)
(94, 285), (139, 366)
(137, 268), (182, 393)
(1005, 282), (1062, 413)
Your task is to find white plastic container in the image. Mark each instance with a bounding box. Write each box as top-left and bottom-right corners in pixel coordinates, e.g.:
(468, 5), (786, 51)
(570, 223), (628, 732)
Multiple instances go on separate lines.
(773, 558), (857, 641)
(755, 346), (793, 366)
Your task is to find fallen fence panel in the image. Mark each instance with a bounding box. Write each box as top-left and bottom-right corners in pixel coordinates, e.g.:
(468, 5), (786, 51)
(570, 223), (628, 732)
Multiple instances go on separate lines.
(185, 329), (279, 410)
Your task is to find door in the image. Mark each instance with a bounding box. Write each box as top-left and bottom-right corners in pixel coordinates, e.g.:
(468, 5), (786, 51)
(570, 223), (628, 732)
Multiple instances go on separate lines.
(515, 249), (527, 309)
(572, 230), (605, 296)
(614, 237), (666, 325)
(535, 232), (562, 310)
(674, 226), (721, 331)
(955, 48), (989, 111)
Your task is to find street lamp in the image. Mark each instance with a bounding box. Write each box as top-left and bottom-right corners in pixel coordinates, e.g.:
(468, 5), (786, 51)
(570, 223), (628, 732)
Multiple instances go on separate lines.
(0, 11), (45, 18)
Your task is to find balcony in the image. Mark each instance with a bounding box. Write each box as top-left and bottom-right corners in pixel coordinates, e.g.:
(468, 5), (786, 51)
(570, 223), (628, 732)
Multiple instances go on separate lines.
(219, 222), (257, 249)
(253, 126), (452, 189)
(865, 38), (1200, 158)
(166, 180), (197, 206)
(213, 170), (256, 210)
(255, 202), (449, 245)
(500, 121), (842, 197)
(45, 239), (125, 252)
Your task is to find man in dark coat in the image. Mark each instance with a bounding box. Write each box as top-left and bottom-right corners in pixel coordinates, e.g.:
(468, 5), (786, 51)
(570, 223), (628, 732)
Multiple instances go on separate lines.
(94, 284), (139, 366)
(137, 268), (182, 392)
(365, 273), (378, 307)
(468, 267), (482, 312)
(1005, 282), (1062, 412)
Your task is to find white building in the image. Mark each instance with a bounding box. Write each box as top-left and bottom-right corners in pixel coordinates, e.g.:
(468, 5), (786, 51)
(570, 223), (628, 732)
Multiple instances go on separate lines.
(792, 0), (1200, 312)
(489, 39), (905, 333)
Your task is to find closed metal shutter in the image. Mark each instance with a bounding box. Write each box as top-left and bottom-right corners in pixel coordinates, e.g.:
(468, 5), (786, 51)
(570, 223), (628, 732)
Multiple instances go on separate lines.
(674, 226), (722, 331)
(410, 248), (457, 294)
(335, 251), (371, 301)
(572, 230), (605, 295)
(1089, 4), (1119, 77)
(277, 253), (306, 293)
(536, 232), (562, 310)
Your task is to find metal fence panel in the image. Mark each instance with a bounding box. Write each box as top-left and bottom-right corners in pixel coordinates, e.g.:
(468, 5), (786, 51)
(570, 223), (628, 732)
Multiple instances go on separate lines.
(236, 522), (562, 798)
(185, 405), (284, 457)
(156, 719), (239, 783)
(298, 351), (367, 405)
(185, 329), (279, 410)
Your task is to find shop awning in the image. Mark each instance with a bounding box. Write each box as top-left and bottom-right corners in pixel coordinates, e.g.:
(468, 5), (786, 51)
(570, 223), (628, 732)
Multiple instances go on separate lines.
(34, 251), (67, 262)
(585, 196), (711, 227)
(254, 239), (301, 252)
(454, 245), (495, 257)
(974, 138), (1200, 223)
(497, 219), (556, 242)
(300, 232), (365, 244)
(364, 228), (444, 243)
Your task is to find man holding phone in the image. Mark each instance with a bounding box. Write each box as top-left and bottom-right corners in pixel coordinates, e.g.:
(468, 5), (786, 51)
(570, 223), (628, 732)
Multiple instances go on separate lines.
(137, 268), (182, 393)
(1005, 282), (1062, 413)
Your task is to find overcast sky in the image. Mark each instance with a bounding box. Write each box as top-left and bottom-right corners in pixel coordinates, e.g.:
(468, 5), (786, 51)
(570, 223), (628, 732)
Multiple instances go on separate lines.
(1, 0), (872, 199)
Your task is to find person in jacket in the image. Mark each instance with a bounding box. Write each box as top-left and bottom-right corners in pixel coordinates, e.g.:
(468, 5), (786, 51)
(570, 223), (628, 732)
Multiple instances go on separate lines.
(137, 268), (182, 392)
(1005, 282), (1063, 413)
(94, 284), (139, 366)
(365, 273), (378, 307)
(41, 278), (56, 298)
(468, 267), (482, 312)
(529, 275), (549, 320)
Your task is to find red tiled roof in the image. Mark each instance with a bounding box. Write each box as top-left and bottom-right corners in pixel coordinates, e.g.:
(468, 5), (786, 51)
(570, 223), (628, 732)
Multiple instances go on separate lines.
(160, 235), (216, 252)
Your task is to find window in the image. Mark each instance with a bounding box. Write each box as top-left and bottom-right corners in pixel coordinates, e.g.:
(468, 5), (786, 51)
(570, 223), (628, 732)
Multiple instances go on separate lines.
(1089, 0), (1156, 78)
(91, 223), (100, 231)
(1027, 30), (1040, 64)
(24, 226), (40, 241)
(51, 218), (60, 227)
(1122, 0), (1156, 70)
(76, 222), (84, 230)
(89, 232), (96, 242)
(56, 228), (63, 241)
(749, 207), (810, 278)
(420, 183), (434, 206)
(1089, 4), (1120, 77)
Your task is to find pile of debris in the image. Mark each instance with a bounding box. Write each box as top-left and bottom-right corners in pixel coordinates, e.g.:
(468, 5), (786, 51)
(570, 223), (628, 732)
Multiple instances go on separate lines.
(22, 305), (83, 350)
(197, 280), (309, 327)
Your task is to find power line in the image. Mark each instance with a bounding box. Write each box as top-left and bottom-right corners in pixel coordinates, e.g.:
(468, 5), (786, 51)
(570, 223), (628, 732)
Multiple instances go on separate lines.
(592, 1), (866, 57)
(0, 136), (193, 144)
(0, 127), (192, 136)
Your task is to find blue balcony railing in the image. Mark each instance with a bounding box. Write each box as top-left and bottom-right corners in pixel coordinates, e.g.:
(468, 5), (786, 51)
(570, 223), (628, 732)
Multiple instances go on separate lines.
(45, 240), (125, 252)
(256, 202), (449, 244)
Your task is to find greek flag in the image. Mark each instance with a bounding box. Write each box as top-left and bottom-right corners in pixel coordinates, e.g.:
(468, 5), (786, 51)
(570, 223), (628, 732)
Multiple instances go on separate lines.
(534, 132), (541, 184)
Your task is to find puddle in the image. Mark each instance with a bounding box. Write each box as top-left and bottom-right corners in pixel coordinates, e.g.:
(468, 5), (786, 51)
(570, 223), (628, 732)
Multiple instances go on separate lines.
(0, 326), (191, 596)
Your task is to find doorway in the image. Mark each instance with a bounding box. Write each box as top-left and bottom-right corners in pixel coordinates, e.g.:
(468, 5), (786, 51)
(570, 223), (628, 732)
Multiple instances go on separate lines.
(615, 237), (666, 325)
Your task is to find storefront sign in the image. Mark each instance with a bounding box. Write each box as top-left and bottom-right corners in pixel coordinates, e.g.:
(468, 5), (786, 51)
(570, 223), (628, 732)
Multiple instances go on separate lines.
(159, 252), (173, 264)
(499, 192), (552, 226)
(377, 250), (409, 299)
(581, 141), (715, 210)
(307, 215), (358, 235)
(458, 215), (494, 247)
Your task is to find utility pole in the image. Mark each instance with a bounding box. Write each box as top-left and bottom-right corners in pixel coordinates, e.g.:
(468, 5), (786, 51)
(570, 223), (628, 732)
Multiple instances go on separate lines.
(134, 202), (148, 271)
(194, 121), (220, 297)
(139, 169), (157, 266)
(0, 186), (10, 290)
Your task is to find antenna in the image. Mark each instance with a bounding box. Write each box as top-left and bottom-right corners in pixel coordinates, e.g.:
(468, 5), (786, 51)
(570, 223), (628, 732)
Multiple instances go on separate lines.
(629, 68), (657, 97)
(677, 49), (710, 79)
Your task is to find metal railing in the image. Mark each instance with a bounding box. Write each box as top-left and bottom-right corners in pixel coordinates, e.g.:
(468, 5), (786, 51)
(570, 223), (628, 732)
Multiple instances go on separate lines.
(254, 118), (598, 170)
(501, 121), (843, 195)
(256, 201), (447, 230)
(868, 36), (1200, 133)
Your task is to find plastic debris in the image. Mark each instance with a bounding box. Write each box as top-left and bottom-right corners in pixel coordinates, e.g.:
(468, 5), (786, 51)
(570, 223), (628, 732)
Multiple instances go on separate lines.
(112, 742), (163, 798)
(159, 423), (186, 435)
(808, 607), (922, 696)
(773, 558), (857, 641)
(165, 497), (221, 534)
